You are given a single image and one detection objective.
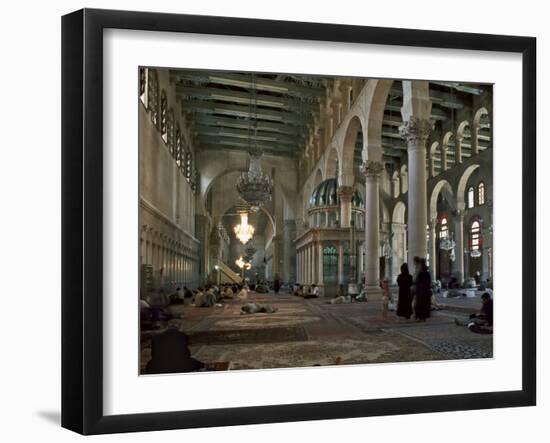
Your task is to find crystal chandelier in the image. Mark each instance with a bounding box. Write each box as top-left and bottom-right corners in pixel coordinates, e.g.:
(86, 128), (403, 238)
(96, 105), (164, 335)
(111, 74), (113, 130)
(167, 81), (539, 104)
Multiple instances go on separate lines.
(237, 152), (273, 211)
(439, 232), (456, 251)
(235, 73), (273, 211)
(234, 212), (255, 244)
(470, 249), (482, 258)
(235, 256), (252, 271)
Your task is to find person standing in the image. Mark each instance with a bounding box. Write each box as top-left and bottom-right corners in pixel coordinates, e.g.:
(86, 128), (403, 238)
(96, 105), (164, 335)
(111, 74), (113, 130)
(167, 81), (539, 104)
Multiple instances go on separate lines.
(273, 275), (281, 294)
(396, 263), (413, 320)
(414, 258), (432, 321)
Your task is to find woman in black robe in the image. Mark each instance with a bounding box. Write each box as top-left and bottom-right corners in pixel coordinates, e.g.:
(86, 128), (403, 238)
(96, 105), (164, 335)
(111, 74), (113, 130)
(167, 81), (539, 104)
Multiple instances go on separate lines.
(396, 263), (413, 319)
(414, 258), (432, 321)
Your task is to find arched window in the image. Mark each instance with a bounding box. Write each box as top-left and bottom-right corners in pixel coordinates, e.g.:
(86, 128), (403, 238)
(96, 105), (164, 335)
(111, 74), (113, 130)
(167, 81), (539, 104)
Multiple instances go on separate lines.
(139, 67), (148, 106)
(478, 182), (485, 205)
(349, 88), (354, 108)
(175, 124), (182, 164)
(470, 220), (481, 253)
(166, 108), (175, 154)
(160, 90), (168, 142)
(400, 166), (408, 194)
(467, 186), (475, 208)
(147, 69), (159, 128)
(185, 152), (193, 183)
(439, 217), (448, 240)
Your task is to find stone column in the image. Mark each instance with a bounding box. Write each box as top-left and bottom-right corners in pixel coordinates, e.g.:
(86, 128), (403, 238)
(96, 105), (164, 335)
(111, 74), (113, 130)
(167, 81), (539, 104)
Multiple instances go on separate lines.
(301, 247), (306, 284)
(391, 223), (406, 281)
(360, 160), (384, 297)
(429, 218), (438, 280)
(338, 242), (344, 284)
(317, 242), (324, 286)
(455, 209), (465, 284)
(283, 219), (297, 283)
(305, 245), (310, 284)
(399, 117), (433, 268)
(296, 250), (301, 283)
(337, 186), (354, 228)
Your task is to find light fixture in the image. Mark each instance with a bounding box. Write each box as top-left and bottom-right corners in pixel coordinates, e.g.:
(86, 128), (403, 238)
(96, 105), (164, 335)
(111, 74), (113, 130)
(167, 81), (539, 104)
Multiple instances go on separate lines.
(235, 73), (273, 211)
(234, 211), (255, 244)
(236, 152), (273, 211)
(235, 256), (252, 270)
(439, 231), (456, 251)
(235, 255), (252, 280)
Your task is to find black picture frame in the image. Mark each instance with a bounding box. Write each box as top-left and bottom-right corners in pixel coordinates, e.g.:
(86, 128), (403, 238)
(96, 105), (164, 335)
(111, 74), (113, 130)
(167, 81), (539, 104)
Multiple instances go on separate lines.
(62, 8), (536, 435)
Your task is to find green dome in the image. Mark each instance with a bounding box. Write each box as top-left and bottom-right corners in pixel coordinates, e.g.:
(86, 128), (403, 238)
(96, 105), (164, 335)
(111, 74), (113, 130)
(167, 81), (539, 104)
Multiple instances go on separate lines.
(309, 178), (363, 208)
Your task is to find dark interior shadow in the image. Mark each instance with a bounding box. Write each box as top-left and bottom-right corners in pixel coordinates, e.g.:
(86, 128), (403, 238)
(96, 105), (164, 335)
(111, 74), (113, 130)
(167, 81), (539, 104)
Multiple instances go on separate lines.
(36, 410), (61, 426)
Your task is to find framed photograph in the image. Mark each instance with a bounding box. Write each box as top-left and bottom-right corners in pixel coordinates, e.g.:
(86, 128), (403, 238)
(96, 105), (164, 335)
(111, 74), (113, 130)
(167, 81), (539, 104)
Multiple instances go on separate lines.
(62, 8), (536, 435)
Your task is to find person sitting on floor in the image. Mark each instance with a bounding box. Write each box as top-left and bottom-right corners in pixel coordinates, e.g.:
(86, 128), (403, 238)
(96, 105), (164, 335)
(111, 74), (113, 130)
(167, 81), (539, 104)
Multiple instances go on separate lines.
(454, 292), (493, 334)
(236, 285), (248, 300)
(355, 285), (368, 302)
(145, 319), (204, 374)
(193, 287), (215, 307)
(293, 285), (304, 297)
(169, 287), (184, 304)
(205, 285), (219, 303)
(144, 289), (178, 321)
(240, 302), (279, 314)
(306, 284), (320, 298)
(183, 286), (194, 301)
(222, 285), (234, 299)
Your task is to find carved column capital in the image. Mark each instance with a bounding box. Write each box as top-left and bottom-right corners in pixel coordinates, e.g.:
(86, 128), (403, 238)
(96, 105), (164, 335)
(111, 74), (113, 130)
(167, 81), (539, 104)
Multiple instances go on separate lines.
(399, 117), (435, 144)
(360, 160), (384, 180)
(336, 185), (354, 200)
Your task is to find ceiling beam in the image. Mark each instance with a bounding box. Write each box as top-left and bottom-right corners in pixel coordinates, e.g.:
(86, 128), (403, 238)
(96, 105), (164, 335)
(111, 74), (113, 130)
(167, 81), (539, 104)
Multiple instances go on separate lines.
(181, 99), (311, 124)
(176, 85), (319, 111)
(388, 85), (466, 109)
(430, 81), (485, 95)
(197, 136), (300, 153)
(192, 114), (303, 135)
(170, 70), (326, 96)
(198, 143), (298, 158)
(192, 125), (302, 145)
(385, 103), (448, 120)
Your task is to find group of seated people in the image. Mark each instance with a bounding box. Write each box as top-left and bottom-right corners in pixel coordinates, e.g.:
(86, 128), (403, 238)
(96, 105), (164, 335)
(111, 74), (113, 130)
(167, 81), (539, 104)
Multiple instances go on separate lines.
(292, 283), (320, 299)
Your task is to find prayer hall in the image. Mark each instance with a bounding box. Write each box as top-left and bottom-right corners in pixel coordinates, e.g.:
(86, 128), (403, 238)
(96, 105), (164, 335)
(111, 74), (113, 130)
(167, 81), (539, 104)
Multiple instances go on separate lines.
(139, 68), (494, 373)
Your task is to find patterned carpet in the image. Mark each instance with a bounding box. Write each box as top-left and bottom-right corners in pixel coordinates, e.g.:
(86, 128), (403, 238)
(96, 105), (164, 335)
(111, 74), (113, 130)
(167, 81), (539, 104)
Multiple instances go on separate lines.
(140, 290), (492, 373)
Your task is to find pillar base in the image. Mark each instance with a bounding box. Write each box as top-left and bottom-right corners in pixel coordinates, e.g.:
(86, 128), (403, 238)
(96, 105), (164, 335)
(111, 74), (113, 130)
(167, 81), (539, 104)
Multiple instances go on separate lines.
(365, 286), (383, 301)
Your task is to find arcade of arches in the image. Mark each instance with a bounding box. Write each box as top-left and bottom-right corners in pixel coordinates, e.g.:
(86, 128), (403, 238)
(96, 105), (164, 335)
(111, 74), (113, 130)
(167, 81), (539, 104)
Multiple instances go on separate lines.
(140, 69), (492, 297)
(139, 68), (493, 370)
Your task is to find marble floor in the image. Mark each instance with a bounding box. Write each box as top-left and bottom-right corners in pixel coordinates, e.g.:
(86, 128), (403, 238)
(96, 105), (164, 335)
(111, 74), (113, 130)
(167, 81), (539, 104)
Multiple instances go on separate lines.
(140, 290), (493, 373)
